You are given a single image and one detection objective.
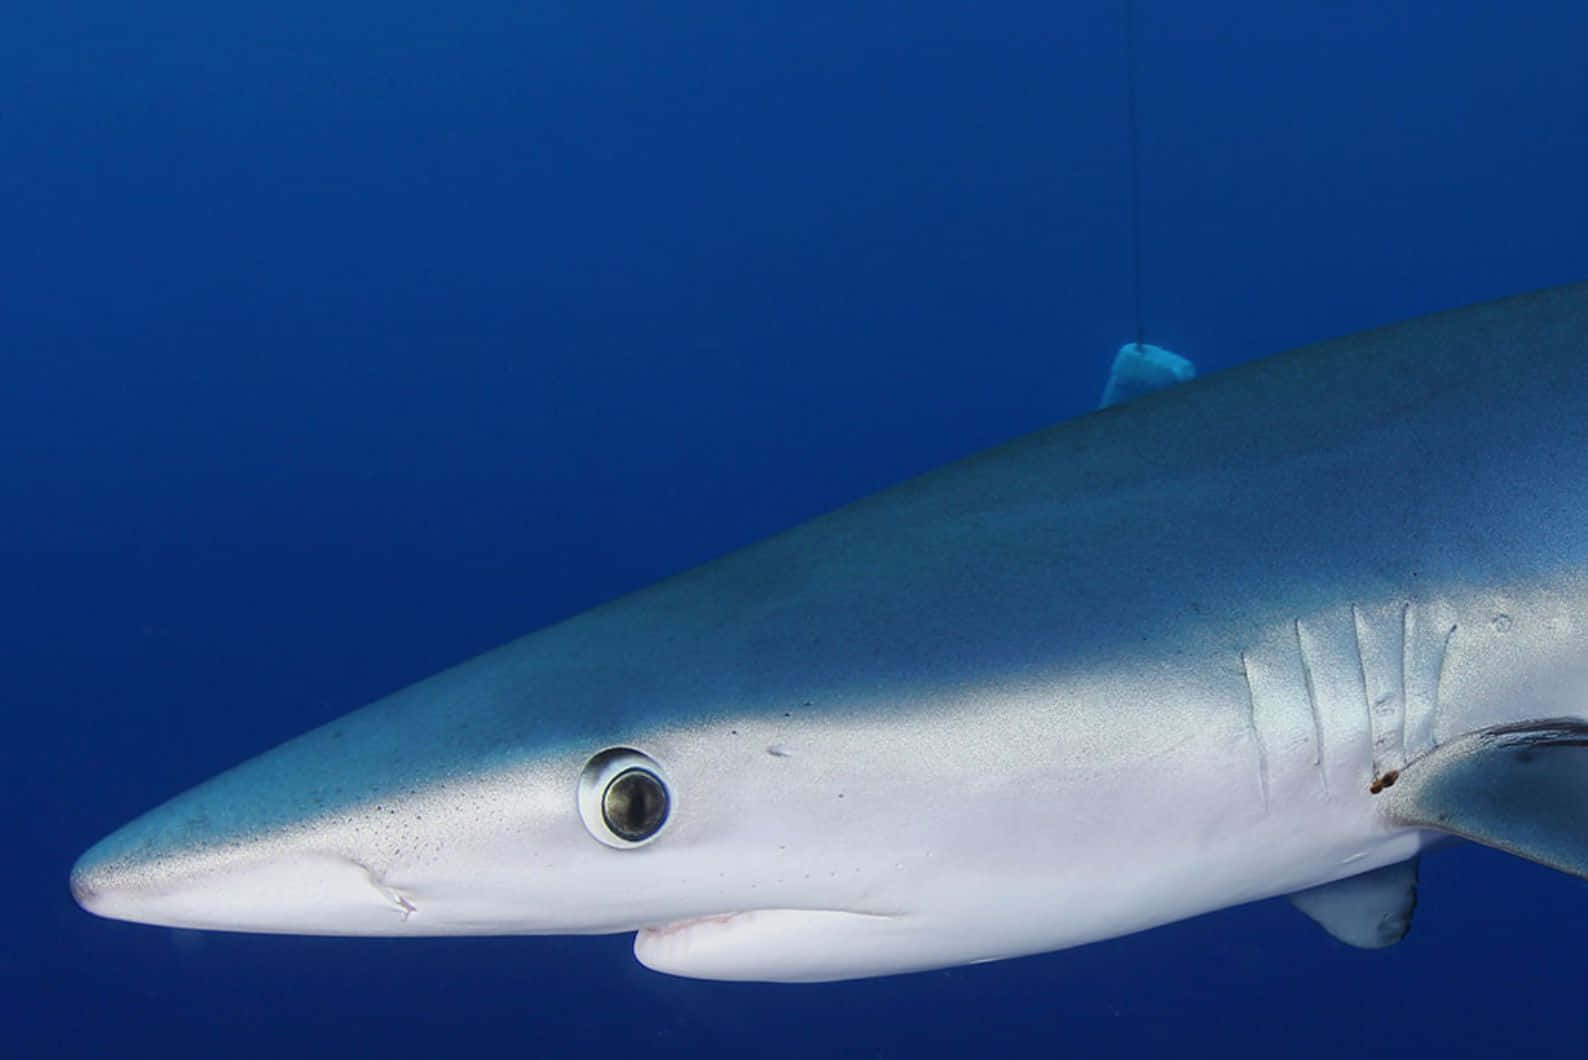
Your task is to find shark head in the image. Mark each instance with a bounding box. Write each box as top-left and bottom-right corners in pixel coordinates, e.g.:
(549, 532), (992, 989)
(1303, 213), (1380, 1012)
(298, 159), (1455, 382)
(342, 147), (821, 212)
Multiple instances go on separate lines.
(69, 560), (1055, 983)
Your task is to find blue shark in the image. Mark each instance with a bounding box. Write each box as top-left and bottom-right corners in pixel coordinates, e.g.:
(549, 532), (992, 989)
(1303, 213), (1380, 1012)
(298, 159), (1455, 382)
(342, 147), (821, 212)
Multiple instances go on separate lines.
(72, 283), (1588, 981)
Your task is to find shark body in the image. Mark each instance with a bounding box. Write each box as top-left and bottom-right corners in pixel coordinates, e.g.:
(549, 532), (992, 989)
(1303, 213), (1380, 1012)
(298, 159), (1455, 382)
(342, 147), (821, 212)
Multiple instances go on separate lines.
(73, 283), (1588, 981)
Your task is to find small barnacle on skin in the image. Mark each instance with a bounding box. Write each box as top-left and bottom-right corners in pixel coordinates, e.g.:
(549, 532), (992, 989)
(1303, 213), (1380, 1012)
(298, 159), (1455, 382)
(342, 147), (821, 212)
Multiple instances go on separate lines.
(1368, 769), (1400, 795)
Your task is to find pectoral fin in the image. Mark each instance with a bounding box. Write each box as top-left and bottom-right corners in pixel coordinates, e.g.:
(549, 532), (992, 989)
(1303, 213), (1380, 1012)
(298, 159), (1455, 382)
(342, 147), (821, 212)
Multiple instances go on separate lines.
(1389, 719), (1588, 878)
(1290, 857), (1419, 948)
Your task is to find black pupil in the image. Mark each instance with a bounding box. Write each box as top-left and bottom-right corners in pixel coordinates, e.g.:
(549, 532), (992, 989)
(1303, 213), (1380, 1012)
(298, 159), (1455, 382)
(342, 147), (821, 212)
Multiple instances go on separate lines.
(602, 768), (668, 841)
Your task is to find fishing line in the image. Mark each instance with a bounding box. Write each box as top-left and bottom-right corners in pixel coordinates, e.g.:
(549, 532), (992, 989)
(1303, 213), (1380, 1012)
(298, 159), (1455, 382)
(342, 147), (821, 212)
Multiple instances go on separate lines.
(1123, 0), (1146, 351)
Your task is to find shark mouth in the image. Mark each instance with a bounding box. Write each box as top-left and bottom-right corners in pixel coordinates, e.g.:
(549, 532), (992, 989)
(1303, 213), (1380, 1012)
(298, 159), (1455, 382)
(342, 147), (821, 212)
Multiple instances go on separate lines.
(634, 907), (905, 983)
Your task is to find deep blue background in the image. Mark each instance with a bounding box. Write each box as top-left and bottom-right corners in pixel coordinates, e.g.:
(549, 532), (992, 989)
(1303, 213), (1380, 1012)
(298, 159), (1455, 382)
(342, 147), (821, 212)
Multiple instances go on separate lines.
(7, 2), (1587, 1055)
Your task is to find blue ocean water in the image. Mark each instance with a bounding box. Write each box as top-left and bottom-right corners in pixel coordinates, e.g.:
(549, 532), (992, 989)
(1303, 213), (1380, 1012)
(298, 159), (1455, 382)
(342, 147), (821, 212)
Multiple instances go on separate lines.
(7, 1), (1588, 1055)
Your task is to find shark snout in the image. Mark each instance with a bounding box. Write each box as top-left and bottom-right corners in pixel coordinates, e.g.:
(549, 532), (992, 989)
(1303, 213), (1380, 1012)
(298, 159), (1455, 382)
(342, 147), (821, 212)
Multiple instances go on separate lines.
(68, 853), (106, 910)
(70, 826), (419, 934)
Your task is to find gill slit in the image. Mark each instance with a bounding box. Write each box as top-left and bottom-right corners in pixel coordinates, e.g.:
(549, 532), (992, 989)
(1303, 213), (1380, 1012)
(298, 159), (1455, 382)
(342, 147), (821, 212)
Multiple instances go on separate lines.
(1240, 651), (1270, 813)
(1294, 618), (1329, 795)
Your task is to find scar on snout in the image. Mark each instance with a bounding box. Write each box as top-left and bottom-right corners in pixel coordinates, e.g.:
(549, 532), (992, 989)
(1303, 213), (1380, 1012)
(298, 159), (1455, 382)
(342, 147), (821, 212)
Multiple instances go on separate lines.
(766, 744), (793, 758)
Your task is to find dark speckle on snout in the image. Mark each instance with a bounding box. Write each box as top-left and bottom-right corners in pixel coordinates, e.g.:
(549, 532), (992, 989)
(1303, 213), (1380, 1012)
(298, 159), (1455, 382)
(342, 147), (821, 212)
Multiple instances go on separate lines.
(69, 863), (97, 905)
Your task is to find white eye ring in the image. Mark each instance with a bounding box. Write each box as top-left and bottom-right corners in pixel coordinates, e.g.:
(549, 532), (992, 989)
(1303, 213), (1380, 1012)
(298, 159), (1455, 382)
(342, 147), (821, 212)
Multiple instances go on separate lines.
(577, 747), (671, 848)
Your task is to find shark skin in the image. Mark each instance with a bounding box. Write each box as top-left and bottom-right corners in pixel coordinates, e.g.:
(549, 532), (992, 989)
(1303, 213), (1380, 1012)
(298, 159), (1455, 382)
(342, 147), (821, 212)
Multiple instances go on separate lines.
(71, 283), (1588, 982)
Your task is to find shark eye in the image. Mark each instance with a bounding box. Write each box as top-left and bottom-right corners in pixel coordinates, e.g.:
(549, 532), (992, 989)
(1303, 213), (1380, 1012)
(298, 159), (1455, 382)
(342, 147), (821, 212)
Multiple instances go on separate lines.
(603, 768), (668, 841)
(578, 748), (671, 848)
